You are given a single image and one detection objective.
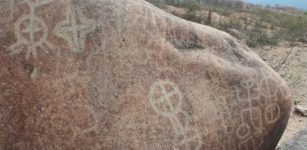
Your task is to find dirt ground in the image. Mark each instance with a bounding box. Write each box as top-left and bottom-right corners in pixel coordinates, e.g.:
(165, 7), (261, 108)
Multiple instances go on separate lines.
(253, 42), (307, 145)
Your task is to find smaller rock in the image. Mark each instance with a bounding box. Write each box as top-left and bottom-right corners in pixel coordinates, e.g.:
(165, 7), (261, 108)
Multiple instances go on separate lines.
(295, 105), (307, 116)
(277, 128), (307, 150)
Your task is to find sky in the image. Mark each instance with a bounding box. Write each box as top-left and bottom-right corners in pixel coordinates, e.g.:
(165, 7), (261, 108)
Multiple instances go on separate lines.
(243, 0), (307, 10)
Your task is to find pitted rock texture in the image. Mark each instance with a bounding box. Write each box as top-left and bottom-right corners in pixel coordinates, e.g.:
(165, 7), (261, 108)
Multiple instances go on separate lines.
(278, 128), (307, 150)
(0, 0), (292, 149)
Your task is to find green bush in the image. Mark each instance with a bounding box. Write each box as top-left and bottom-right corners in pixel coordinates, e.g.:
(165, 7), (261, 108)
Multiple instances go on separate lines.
(148, 0), (307, 47)
(245, 28), (282, 47)
(182, 10), (203, 23)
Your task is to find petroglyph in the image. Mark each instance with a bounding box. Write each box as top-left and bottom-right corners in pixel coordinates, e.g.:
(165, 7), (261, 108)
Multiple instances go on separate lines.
(259, 70), (281, 125)
(249, 107), (262, 129)
(30, 67), (40, 82)
(279, 82), (291, 100)
(7, 0), (54, 59)
(236, 107), (264, 146)
(238, 134), (263, 150)
(233, 69), (290, 149)
(236, 78), (261, 103)
(173, 127), (202, 150)
(259, 70), (279, 100)
(76, 105), (99, 135)
(0, 0), (15, 23)
(264, 103), (281, 124)
(0, 0), (293, 149)
(54, 0), (96, 52)
(89, 85), (107, 108)
(0, 0), (14, 23)
(149, 80), (202, 150)
(236, 123), (251, 140)
(236, 78), (264, 141)
(149, 80), (183, 118)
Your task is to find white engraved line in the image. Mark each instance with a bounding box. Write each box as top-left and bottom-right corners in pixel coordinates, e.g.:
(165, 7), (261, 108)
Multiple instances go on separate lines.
(54, 0), (96, 52)
(8, 0), (53, 59)
(23, 0), (53, 7)
(68, 7), (82, 52)
(149, 80), (202, 150)
(78, 106), (99, 135)
(163, 84), (181, 114)
(0, 1), (14, 23)
(260, 69), (277, 99)
(245, 81), (263, 129)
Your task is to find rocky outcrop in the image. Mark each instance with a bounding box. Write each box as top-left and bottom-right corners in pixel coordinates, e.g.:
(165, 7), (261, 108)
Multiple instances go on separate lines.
(0, 0), (292, 149)
(277, 128), (307, 150)
(296, 105), (307, 116)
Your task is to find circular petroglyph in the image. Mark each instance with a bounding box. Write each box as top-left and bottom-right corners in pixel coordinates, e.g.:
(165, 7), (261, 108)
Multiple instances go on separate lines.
(236, 123), (251, 139)
(7, 0), (53, 59)
(0, 0), (14, 24)
(149, 80), (183, 117)
(149, 80), (202, 150)
(16, 16), (47, 45)
(173, 128), (202, 150)
(264, 103), (281, 124)
(250, 107), (262, 128)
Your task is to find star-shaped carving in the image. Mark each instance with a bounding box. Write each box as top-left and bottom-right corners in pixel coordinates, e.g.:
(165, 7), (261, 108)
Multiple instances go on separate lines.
(55, 6), (96, 52)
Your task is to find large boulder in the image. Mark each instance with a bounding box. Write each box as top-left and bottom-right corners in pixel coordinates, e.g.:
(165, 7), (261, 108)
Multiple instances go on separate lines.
(0, 0), (292, 149)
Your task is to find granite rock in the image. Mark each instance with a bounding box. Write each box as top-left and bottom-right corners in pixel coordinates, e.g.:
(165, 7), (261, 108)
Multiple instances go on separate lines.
(295, 105), (307, 116)
(277, 128), (307, 150)
(0, 0), (292, 149)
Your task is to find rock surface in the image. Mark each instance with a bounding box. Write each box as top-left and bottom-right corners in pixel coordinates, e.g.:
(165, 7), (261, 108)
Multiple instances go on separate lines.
(253, 43), (307, 144)
(0, 0), (292, 149)
(277, 128), (307, 150)
(296, 105), (307, 116)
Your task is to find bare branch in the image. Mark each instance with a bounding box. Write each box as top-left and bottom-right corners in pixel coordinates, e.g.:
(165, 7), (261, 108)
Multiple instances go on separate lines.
(273, 46), (294, 71)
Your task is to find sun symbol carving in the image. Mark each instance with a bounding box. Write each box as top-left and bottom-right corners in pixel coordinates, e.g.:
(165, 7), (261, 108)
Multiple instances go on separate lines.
(7, 0), (54, 59)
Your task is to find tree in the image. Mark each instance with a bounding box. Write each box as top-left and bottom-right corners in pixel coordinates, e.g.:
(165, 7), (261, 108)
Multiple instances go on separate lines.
(208, 9), (212, 25)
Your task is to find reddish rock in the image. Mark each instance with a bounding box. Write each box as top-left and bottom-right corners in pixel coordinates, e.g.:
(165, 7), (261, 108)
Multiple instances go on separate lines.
(0, 0), (292, 149)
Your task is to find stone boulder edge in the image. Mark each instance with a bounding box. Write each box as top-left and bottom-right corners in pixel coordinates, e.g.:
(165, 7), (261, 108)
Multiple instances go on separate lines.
(277, 128), (307, 150)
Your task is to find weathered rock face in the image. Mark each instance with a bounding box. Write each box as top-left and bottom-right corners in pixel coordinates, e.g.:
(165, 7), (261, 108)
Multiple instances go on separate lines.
(0, 0), (292, 149)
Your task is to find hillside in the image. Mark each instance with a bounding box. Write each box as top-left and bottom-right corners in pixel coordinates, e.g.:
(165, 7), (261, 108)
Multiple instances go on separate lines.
(147, 0), (307, 48)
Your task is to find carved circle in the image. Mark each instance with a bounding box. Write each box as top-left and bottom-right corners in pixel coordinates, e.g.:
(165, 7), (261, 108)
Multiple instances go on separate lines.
(264, 103), (281, 124)
(173, 128), (202, 150)
(236, 123), (251, 139)
(149, 80), (183, 117)
(16, 16), (48, 46)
